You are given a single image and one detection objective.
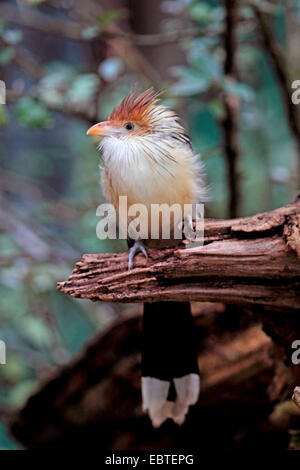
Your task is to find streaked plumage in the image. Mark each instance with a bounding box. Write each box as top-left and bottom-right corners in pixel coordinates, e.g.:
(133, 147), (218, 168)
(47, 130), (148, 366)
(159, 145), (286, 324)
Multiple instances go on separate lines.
(87, 88), (205, 427)
(88, 88), (206, 239)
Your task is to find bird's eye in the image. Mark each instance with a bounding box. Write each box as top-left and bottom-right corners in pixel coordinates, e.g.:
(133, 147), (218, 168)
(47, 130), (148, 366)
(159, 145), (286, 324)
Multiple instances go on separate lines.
(125, 122), (134, 130)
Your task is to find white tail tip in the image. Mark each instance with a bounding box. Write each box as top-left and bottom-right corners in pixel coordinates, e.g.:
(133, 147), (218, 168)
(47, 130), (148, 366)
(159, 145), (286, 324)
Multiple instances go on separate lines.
(142, 374), (200, 428)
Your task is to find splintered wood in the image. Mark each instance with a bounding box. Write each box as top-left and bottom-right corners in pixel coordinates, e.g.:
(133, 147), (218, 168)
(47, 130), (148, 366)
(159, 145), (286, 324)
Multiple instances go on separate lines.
(57, 200), (300, 310)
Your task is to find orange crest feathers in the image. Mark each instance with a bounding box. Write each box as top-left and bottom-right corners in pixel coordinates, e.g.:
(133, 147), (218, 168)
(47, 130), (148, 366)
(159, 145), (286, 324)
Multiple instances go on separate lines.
(109, 88), (163, 125)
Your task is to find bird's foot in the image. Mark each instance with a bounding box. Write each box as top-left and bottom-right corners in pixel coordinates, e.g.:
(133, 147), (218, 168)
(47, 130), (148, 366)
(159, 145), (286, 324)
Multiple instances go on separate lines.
(128, 240), (148, 270)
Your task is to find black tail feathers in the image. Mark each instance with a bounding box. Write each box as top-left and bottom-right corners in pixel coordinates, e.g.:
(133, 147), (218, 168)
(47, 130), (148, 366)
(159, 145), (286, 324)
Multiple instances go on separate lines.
(141, 301), (200, 427)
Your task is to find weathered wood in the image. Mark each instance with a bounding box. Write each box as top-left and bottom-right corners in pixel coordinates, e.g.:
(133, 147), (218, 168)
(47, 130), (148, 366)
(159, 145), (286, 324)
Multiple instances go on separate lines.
(57, 200), (300, 310)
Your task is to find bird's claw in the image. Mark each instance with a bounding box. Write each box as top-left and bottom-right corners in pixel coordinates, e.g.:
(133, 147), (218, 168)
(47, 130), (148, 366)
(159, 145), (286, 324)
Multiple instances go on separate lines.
(128, 240), (148, 270)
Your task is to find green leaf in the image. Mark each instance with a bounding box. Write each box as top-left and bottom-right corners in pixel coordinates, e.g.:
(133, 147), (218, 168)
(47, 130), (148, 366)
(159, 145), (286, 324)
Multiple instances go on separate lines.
(0, 47), (14, 65)
(18, 316), (52, 348)
(0, 106), (8, 126)
(170, 66), (210, 96)
(9, 380), (36, 407)
(15, 97), (54, 129)
(188, 3), (213, 22)
(0, 288), (28, 319)
(67, 74), (99, 103)
(223, 79), (254, 102)
(97, 9), (125, 29)
(209, 99), (226, 120)
(38, 64), (75, 107)
(0, 354), (27, 382)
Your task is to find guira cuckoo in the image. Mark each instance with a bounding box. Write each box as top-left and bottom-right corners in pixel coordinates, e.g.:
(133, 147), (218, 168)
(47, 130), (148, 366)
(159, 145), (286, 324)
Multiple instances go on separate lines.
(87, 88), (206, 427)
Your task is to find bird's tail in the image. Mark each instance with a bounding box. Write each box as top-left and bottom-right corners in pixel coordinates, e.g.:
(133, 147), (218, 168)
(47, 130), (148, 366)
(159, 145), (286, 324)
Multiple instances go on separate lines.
(141, 301), (200, 427)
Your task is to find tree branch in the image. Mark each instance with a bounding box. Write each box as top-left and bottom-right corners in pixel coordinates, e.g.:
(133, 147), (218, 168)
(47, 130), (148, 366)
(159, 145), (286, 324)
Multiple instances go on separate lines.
(221, 0), (241, 218)
(106, 28), (219, 46)
(0, 3), (217, 45)
(253, 5), (300, 176)
(0, 3), (83, 40)
(57, 200), (300, 310)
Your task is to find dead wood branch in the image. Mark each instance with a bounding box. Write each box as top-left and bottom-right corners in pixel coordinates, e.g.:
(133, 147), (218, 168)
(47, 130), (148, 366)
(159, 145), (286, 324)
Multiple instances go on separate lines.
(57, 200), (300, 310)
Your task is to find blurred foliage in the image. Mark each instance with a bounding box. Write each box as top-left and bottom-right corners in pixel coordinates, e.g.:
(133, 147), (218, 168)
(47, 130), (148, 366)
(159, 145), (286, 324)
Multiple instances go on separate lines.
(16, 97), (54, 129)
(0, 0), (299, 449)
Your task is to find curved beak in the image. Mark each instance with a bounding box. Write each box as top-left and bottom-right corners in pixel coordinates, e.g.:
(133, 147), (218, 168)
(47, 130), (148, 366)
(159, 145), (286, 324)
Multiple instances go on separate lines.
(86, 121), (112, 136)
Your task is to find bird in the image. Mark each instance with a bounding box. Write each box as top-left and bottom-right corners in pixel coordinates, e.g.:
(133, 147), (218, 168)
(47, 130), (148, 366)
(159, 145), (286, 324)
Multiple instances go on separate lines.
(87, 88), (206, 427)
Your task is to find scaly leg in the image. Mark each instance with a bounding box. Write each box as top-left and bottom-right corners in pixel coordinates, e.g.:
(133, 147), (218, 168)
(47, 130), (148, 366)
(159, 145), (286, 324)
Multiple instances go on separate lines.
(128, 239), (148, 270)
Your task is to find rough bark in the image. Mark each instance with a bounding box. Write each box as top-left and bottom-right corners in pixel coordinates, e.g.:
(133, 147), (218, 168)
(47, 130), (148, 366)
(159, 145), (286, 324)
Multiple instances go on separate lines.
(57, 200), (300, 310)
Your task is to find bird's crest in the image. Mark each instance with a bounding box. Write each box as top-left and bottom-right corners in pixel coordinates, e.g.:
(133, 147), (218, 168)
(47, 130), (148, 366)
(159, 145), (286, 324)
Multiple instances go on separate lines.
(108, 88), (163, 126)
